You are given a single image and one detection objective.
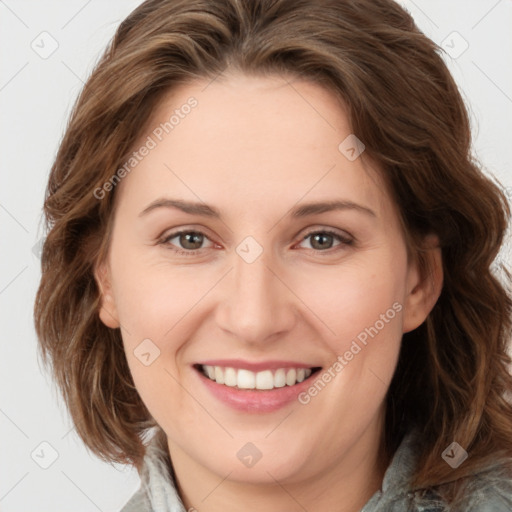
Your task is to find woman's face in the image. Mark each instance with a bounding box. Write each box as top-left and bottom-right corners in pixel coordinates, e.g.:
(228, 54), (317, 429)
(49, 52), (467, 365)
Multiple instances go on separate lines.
(97, 73), (438, 487)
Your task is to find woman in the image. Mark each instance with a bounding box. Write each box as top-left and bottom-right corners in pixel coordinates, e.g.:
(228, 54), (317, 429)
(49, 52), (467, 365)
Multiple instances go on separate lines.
(34, 0), (512, 510)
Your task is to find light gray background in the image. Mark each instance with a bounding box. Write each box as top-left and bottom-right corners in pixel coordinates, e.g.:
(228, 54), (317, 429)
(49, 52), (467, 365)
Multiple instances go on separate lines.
(1, 1), (511, 511)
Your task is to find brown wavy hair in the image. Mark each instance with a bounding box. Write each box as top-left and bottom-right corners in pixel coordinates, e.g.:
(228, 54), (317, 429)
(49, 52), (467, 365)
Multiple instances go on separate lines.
(34, 0), (512, 502)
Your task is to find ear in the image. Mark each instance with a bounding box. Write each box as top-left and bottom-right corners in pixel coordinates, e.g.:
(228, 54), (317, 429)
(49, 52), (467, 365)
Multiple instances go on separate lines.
(402, 234), (443, 333)
(94, 260), (120, 329)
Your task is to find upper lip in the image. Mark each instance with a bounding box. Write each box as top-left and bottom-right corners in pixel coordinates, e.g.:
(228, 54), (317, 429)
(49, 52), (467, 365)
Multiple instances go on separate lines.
(195, 359), (320, 372)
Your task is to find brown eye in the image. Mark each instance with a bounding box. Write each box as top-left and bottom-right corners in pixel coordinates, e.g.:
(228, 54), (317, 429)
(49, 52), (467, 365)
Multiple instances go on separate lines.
(309, 232), (336, 250)
(298, 229), (354, 253)
(176, 232), (204, 250)
(161, 230), (214, 255)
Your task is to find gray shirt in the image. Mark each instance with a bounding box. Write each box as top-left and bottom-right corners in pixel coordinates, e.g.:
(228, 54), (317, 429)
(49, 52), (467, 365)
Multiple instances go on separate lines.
(120, 428), (512, 511)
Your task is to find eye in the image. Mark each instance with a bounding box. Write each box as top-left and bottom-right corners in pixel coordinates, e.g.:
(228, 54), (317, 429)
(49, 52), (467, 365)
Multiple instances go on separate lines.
(296, 229), (354, 253)
(158, 227), (354, 256)
(159, 229), (215, 255)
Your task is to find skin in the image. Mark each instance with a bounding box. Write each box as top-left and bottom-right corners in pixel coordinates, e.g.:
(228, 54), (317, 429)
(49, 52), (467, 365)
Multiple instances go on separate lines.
(96, 72), (443, 512)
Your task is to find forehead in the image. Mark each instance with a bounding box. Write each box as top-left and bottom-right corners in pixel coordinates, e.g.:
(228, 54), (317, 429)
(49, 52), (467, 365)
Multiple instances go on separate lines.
(114, 73), (391, 222)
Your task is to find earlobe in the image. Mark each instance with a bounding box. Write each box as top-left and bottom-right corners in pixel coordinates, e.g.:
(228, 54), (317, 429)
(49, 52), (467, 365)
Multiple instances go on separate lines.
(402, 235), (444, 334)
(94, 262), (120, 329)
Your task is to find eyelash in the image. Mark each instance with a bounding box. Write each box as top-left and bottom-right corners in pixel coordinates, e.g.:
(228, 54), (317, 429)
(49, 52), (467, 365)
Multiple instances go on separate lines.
(158, 228), (354, 257)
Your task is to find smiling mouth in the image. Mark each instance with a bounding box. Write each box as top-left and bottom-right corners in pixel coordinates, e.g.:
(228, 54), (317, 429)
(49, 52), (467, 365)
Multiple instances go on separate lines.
(195, 364), (322, 390)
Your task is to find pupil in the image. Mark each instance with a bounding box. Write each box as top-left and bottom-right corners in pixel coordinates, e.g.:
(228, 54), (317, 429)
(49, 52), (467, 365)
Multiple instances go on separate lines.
(312, 233), (332, 250)
(182, 232), (202, 249)
(178, 232), (334, 251)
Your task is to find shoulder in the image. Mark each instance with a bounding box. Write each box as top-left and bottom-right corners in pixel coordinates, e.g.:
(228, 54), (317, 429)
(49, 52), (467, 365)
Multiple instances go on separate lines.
(384, 462), (512, 512)
(364, 428), (512, 512)
(119, 489), (152, 512)
(440, 463), (512, 512)
(406, 474), (512, 512)
(119, 427), (186, 512)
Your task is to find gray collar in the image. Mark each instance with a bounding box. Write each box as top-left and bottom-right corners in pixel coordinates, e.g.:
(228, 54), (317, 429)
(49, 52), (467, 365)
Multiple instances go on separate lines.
(121, 426), (512, 512)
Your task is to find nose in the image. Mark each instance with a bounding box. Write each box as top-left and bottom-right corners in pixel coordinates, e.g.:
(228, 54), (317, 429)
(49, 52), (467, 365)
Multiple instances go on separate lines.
(215, 247), (297, 346)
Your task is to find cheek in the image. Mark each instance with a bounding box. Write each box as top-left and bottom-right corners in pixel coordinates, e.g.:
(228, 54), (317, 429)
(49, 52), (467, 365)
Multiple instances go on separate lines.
(290, 251), (407, 351)
(110, 255), (207, 345)
(111, 236), (408, 353)
(111, 262), (198, 425)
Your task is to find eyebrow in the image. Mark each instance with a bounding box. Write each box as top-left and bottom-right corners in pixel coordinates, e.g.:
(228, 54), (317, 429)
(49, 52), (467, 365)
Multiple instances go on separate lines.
(139, 198), (377, 219)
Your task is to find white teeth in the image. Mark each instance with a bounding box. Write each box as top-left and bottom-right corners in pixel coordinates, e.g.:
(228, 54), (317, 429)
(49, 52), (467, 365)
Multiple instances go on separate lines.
(214, 366), (224, 384)
(206, 365), (215, 380)
(237, 369), (256, 389)
(285, 368), (297, 386)
(256, 370), (274, 390)
(201, 365), (315, 389)
(274, 369), (286, 388)
(224, 367), (237, 387)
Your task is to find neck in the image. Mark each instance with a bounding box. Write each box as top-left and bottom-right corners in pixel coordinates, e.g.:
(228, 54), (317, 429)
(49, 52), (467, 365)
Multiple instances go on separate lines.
(167, 414), (390, 512)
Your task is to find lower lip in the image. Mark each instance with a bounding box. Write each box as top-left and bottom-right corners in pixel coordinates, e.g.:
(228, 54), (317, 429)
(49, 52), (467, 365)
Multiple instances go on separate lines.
(194, 367), (319, 413)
